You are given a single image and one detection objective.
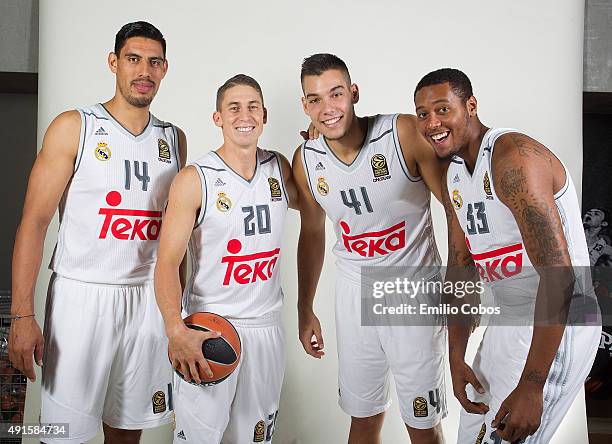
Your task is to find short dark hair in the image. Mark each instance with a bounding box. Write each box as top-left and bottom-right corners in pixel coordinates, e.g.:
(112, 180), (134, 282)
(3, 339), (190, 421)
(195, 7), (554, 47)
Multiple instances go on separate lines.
(216, 74), (264, 111)
(414, 68), (473, 102)
(114, 21), (166, 58)
(300, 53), (351, 86)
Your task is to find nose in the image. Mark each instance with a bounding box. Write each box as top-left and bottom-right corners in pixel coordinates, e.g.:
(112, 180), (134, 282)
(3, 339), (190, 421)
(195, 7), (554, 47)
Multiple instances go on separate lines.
(426, 114), (441, 132)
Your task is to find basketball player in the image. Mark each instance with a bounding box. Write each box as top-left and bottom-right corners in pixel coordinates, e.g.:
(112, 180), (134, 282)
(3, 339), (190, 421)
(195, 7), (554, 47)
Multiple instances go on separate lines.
(583, 208), (612, 266)
(294, 54), (446, 444)
(154, 74), (298, 444)
(8, 22), (189, 443)
(414, 68), (601, 443)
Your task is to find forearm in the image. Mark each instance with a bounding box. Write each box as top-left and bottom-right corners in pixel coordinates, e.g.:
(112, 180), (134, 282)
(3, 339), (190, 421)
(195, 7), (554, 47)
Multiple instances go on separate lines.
(297, 229), (325, 311)
(154, 260), (185, 336)
(11, 221), (48, 315)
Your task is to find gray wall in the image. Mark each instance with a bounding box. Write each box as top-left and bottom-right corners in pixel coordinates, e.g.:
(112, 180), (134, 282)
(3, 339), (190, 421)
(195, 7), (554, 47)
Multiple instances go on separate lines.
(584, 0), (612, 92)
(0, 0), (38, 73)
(0, 93), (38, 291)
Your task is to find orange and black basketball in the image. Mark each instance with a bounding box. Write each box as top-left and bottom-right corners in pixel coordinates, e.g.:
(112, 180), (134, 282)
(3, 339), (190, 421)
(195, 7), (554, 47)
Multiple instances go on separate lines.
(176, 312), (241, 386)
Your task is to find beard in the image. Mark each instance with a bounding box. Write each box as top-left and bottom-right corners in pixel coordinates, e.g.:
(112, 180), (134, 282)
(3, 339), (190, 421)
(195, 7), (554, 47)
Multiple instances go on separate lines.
(119, 82), (155, 108)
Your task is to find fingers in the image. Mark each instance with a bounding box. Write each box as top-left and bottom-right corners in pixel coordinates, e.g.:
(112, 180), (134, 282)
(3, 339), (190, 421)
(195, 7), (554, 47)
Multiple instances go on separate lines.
(308, 123), (319, 140)
(492, 404), (509, 429)
(454, 385), (488, 414)
(21, 352), (36, 382)
(300, 130), (309, 141)
(465, 366), (485, 395)
(34, 336), (44, 367)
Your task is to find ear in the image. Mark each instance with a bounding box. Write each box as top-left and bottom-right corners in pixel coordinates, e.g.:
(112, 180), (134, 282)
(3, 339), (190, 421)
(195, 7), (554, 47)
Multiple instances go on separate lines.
(301, 96), (309, 115)
(351, 84), (359, 104)
(108, 52), (118, 74)
(212, 111), (223, 128)
(603, 221), (608, 228)
(161, 59), (169, 79)
(467, 96), (477, 117)
(263, 107), (268, 124)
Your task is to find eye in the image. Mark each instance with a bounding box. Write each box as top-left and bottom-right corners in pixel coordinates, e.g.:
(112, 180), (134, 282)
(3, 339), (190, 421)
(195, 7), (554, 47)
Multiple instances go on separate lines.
(249, 105), (259, 110)
(439, 106), (449, 114)
(229, 106), (238, 112)
(309, 98), (320, 105)
(417, 112), (427, 119)
(151, 59), (162, 67)
(128, 56), (139, 63)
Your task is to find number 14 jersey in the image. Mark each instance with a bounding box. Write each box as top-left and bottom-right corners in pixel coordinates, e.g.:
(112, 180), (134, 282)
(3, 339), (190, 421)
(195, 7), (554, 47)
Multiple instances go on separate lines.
(301, 114), (440, 284)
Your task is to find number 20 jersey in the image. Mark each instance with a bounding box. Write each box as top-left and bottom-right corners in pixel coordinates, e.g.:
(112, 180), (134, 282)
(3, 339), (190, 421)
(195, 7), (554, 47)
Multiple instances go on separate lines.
(184, 148), (289, 319)
(301, 114), (441, 284)
(50, 104), (180, 284)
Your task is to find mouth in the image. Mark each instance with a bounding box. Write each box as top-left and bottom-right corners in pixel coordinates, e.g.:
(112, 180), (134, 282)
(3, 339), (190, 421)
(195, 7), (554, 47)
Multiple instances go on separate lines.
(429, 131), (450, 144)
(132, 81), (155, 94)
(236, 126), (255, 134)
(322, 116), (342, 128)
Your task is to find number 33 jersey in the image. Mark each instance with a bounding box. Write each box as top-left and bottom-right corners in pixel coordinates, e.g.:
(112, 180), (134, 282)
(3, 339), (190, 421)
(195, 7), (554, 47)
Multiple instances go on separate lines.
(301, 114), (440, 284)
(50, 104), (180, 284)
(184, 149), (289, 319)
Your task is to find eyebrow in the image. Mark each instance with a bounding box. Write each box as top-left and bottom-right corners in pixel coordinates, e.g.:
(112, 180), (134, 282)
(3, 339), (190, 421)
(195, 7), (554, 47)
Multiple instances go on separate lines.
(123, 53), (165, 61)
(226, 100), (261, 107)
(305, 85), (345, 99)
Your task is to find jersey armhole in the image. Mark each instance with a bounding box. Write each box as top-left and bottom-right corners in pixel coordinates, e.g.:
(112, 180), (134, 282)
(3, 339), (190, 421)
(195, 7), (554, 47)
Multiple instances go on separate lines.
(172, 125), (181, 172)
(73, 109), (87, 174)
(391, 113), (421, 182)
(301, 143), (318, 201)
(193, 164), (208, 228)
(272, 152), (290, 206)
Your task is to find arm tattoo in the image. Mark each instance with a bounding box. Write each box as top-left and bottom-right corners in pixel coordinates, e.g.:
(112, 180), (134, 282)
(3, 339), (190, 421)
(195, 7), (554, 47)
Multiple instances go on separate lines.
(525, 369), (547, 385)
(518, 198), (564, 265)
(499, 167), (527, 201)
(508, 133), (550, 163)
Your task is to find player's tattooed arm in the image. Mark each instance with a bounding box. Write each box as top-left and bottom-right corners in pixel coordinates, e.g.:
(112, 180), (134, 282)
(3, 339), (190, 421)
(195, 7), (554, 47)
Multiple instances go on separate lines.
(397, 114), (444, 202)
(276, 152), (299, 210)
(491, 133), (574, 441)
(9, 110), (81, 381)
(292, 146), (326, 358)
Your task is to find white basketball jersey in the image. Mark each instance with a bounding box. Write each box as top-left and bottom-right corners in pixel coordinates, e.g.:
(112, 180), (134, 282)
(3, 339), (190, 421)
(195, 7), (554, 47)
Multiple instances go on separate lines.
(446, 128), (591, 300)
(50, 103), (180, 284)
(184, 148), (288, 319)
(302, 114), (440, 283)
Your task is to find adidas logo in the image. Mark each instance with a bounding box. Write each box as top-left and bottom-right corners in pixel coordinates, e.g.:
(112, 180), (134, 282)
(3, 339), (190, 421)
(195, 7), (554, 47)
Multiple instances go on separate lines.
(214, 178), (226, 187)
(95, 127), (108, 136)
(177, 430), (186, 440)
(315, 162), (325, 171)
(453, 174), (460, 183)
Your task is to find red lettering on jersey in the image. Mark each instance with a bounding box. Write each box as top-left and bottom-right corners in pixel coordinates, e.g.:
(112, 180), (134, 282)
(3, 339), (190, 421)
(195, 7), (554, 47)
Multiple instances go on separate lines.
(340, 220), (406, 258)
(98, 191), (162, 241)
(471, 243), (524, 283)
(221, 239), (280, 285)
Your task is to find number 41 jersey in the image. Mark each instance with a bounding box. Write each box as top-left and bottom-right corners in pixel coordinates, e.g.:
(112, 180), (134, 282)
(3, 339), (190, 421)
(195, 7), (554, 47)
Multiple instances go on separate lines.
(50, 104), (180, 284)
(302, 114), (440, 283)
(184, 148), (289, 319)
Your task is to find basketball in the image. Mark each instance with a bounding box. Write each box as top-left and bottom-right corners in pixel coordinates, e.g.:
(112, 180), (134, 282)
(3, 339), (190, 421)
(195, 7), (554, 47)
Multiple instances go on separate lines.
(175, 312), (241, 386)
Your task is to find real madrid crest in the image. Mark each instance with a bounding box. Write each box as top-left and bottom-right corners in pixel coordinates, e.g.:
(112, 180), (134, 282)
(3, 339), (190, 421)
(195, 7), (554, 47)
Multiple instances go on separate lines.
(216, 192), (232, 212)
(371, 153), (391, 182)
(452, 189), (463, 210)
(317, 177), (329, 196)
(268, 177), (282, 201)
(483, 171), (493, 199)
(94, 142), (111, 161)
(158, 138), (171, 163)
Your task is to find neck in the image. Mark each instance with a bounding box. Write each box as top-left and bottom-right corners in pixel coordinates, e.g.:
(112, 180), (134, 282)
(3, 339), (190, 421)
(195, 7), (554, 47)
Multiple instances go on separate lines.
(216, 143), (258, 181)
(584, 227), (600, 244)
(459, 120), (489, 174)
(325, 115), (368, 159)
(103, 93), (151, 135)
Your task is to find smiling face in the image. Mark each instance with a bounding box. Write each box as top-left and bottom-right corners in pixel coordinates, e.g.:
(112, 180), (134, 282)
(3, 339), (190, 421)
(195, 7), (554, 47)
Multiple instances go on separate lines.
(213, 84), (266, 148)
(301, 69), (359, 141)
(109, 36), (167, 108)
(414, 82), (477, 159)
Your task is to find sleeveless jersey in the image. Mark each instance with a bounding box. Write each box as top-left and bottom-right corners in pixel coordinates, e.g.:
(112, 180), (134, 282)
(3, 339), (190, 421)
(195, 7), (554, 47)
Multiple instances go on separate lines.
(301, 114), (440, 284)
(446, 128), (591, 309)
(184, 148), (288, 319)
(50, 103), (180, 284)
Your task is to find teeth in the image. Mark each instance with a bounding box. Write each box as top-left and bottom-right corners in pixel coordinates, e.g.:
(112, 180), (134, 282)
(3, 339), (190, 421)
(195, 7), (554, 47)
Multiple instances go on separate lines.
(237, 127), (254, 132)
(323, 116), (341, 125)
(431, 131), (449, 141)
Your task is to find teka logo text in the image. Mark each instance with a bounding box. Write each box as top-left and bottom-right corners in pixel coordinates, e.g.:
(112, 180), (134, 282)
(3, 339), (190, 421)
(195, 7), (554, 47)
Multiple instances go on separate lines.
(98, 191), (162, 240)
(221, 239), (280, 285)
(470, 242), (524, 283)
(340, 220), (406, 257)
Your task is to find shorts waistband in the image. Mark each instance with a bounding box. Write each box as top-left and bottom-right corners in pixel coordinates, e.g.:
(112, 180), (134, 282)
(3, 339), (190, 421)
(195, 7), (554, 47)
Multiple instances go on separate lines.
(227, 311), (282, 328)
(53, 273), (153, 289)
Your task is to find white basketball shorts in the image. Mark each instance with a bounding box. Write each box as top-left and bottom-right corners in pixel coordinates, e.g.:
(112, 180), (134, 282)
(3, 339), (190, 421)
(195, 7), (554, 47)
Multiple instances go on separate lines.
(457, 324), (601, 443)
(335, 275), (447, 428)
(172, 311), (284, 444)
(40, 274), (173, 444)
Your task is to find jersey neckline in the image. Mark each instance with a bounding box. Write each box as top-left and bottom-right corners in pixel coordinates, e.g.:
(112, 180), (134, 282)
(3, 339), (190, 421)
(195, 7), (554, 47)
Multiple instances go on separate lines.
(96, 103), (153, 141)
(321, 116), (373, 172)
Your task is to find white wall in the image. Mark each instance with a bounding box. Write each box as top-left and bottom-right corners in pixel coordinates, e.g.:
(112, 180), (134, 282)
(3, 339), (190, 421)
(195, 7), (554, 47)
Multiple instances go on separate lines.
(28, 1), (587, 443)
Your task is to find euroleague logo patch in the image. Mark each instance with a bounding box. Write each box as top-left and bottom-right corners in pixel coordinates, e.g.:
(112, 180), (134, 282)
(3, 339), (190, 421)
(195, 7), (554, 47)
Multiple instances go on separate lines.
(152, 390), (166, 414)
(483, 171), (493, 199)
(94, 142), (111, 161)
(253, 420), (265, 442)
(158, 138), (171, 163)
(371, 153), (390, 182)
(413, 396), (428, 417)
(268, 177), (282, 202)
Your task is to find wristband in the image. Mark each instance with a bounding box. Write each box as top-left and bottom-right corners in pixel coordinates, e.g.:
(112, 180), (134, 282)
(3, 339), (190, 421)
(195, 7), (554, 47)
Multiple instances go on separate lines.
(11, 314), (35, 321)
